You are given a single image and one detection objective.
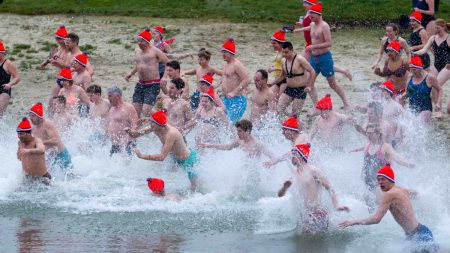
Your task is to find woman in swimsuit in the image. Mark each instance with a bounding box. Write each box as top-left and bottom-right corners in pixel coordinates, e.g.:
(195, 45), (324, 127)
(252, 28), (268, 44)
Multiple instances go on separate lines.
(372, 23), (410, 70)
(408, 11), (430, 70)
(57, 67), (90, 116)
(183, 48), (223, 110)
(413, 0), (436, 37)
(268, 30), (287, 101)
(414, 19), (450, 117)
(193, 90), (230, 151)
(0, 41), (20, 116)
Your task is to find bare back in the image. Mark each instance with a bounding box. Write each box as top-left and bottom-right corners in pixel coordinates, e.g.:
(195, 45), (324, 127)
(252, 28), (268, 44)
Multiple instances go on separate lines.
(385, 186), (419, 234)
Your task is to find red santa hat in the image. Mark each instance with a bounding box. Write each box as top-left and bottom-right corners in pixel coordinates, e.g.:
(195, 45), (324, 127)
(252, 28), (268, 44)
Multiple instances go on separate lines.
(147, 178), (165, 195)
(377, 164), (395, 183)
(221, 38), (236, 55)
(379, 80), (394, 95)
(74, 52), (88, 67)
(200, 73), (214, 86)
(292, 143), (311, 162)
(386, 40), (401, 55)
(309, 3), (322, 15)
(282, 115), (299, 132)
(316, 94), (332, 110)
(58, 67), (73, 81)
(409, 56), (423, 69)
(151, 110), (167, 126)
(153, 26), (165, 35)
(304, 0), (318, 5)
(0, 41), (5, 53)
(271, 30), (286, 43)
(17, 117), (32, 132)
(55, 25), (68, 39)
(29, 102), (44, 118)
(201, 87), (216, 101)
(409, 11), (422, 23)
(137, 28), (152, 43)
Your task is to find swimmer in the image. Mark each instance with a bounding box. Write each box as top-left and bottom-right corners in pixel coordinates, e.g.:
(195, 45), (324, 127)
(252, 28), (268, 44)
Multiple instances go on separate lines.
(408, 11), (431, 70)
(267, 30), (287, 100)
(195, 73), (225, 108)
(16, 118), (51, 185)
(183, 48), (223, 110)
(40, 25), (69, 70)
(125, 28), (169, 117)
(278, 143), (349, 234)
(57, 67), (91, 117)
(0, 40), (20, 117)
(29, 102), (73, 171)
(372, 23), (410, 70)
(65, 33), (94, 76)
(219, 39), (250, 123)
(71, 53), (92, 90)
(340, 165), (438, 253)
(87, 84), (110, 120)
(50, 95), (79, 133)
(129, 110), (200, 190)
(250, 69), (276, 127)
(146, 178), (183, 201)
(413, 0), (436, 37)
(160, 60), (190, 101)
(106, 86), (138, 156)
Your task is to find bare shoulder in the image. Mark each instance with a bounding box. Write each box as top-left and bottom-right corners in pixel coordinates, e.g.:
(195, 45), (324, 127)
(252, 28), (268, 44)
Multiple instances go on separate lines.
(124, 102), (136, 111)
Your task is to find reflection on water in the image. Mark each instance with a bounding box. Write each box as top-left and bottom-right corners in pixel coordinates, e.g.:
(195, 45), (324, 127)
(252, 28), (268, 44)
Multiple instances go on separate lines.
(18, 218), (45, 253)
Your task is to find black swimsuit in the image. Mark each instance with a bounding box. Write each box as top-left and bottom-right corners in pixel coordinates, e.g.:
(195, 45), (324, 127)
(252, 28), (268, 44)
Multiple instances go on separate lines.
(285, 54), (304, 78)
(431, 35), (450, 72)
(408, 28), (431, 69)
(283, 54), (307, 100)
(0, 59), (11, 97)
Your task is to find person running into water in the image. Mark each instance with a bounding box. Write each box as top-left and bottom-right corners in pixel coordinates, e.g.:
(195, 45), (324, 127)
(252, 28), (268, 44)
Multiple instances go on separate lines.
(302, 3), (350, 110)
(57, 67), (91, 117)
(71, 52), (92, 91)
(309, 94), (356, 150)
(271, 42), (314, 117)
(278, 143), (349, 234)
(65, 33), (94, 76)
(405, 56), (440, 122)
(195, 73), (224, 108)
(146, 178), (183, 201)
(125, 28), (169, 117)
(51, 95), (79, 133)
(414, 19), (450, 118)
(250, 69), (276, 127)
(293, 0), (352, 81)
(106, 86), (138, 156)
(183, 48), (223, 110)
(129, 110), (200, 190)
(0, 40), (20, 117)
(161, 78), (194, 137)
(40, 25), (69, 70)
(413, 0), (436, 37)
(268, 30), (287, 100)
(340, 164), (439, 253)
(152, 26), (193, 78)
(160, 60), (190, 101)
(219, 38), (250, 123)
(87, 85), (110, 121)
(28, 102), (73, 171)
(408, 11), (431, 70)
(16, 118), (52, 185)
(372, 23), (410, 70)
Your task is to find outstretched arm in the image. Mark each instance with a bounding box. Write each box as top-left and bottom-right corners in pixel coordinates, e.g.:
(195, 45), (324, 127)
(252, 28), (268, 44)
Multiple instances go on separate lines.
(317, 169), (349, 211)
(339, 193), (391, 228)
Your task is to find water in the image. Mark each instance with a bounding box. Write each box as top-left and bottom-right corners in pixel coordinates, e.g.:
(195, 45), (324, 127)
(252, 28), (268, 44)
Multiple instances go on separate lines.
(1, 110), (450, 253)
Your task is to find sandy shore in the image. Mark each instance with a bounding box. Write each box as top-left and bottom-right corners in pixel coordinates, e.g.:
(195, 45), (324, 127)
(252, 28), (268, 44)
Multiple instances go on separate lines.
(0, 14), (449, 138)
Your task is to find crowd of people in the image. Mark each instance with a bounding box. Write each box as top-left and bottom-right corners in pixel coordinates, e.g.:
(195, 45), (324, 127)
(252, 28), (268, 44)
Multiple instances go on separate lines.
(2, 0), (449, 252)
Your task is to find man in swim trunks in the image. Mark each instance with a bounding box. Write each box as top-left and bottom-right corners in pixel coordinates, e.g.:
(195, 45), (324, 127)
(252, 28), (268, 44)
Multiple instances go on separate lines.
(28, 102), (73, 171)
(340, 164), (438, 253)
(16, 118), (52, 185)
(250, 69), (276, 127)
(65, 33), (94, 76)
(0, 40), (20, 117)
(219, 39), (250, 122)
(129, 110), (200, 190)
(271, 41), (314, 117)
(160, 60), (190, 101)
(278, 143), (349, 234)
(106, 86), (138, 156)
(303, 3), (350, 110)
(199, 119), (276, 160)
(125, 28), (169, 117)
(309, 94), (356, 150)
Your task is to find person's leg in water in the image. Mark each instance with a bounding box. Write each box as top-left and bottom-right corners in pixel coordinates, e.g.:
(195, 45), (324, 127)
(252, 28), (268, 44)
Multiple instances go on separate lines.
(292, 98), (306, 115)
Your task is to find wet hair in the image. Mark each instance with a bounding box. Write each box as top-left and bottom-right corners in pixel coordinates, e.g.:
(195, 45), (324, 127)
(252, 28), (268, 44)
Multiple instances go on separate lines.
(86, 84), (102, 94)
(107, 86), (122, 96)
(386, 23), (400, 34)
(53, 95), (66, 105)
(257, 69), (268, 80)
(171, 78), (185, 90)
(67, 33), (80, 45)
(198, 48), (211, 60)
(235, 119), (253, 132)
(282, 41), (294, 50)
(368, 101), (383, 118)
(166, 60), (180, 70)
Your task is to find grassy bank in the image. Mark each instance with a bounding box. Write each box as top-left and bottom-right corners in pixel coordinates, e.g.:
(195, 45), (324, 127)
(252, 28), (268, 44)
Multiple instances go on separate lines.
(0, 0), (449, 25)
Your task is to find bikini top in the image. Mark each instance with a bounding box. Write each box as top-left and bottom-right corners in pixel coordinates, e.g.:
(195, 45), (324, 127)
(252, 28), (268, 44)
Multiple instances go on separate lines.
(199, 108), (221, 128)
(383, 62), (407, 78)
(285, 54), (304, 78)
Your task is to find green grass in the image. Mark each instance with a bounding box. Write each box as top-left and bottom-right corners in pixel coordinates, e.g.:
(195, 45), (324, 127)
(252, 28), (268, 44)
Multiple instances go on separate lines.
(1, 0), (448, 24)
(107, 38), (122, 44)
(79, 44), (97, 54)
